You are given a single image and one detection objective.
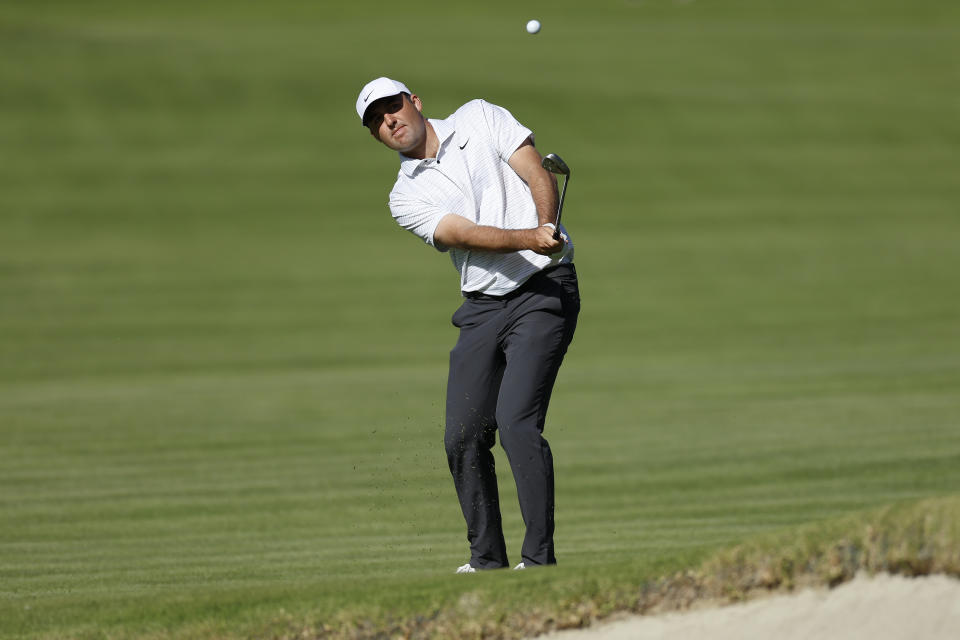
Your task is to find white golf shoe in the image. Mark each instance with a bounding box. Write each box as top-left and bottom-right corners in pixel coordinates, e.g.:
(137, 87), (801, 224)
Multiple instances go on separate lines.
(514, 562), (526, 570)
(456, 563), (477, 574)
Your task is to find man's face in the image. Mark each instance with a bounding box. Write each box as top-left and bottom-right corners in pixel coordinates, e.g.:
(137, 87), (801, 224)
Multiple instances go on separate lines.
(365, 93), (426, 154)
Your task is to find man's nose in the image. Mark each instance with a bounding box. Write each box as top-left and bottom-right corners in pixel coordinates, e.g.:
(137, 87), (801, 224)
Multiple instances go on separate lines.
(384, 112), (398, 127)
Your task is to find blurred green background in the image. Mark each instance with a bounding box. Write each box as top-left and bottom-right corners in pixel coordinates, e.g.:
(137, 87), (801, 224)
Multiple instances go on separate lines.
(2, 1), (959, 637)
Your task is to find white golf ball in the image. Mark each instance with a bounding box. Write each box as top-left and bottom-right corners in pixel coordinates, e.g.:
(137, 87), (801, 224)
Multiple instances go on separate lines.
(526, 19), (541, 34)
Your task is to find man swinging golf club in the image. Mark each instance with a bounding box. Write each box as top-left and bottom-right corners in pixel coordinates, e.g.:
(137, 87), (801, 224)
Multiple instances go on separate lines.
(356, 77), (579, 572)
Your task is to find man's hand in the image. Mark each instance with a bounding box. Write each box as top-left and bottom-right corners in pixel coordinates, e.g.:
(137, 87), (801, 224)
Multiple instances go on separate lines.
(525, 224), (565, 255)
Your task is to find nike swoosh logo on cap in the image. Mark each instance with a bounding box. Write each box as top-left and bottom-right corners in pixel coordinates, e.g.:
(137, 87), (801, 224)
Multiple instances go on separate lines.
(459, 140), (469, 150)
(363, 90), (374, 102)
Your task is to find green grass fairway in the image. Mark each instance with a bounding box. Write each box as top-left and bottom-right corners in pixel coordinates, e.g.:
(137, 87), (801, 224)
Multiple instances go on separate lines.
(2, 1), (959, 638)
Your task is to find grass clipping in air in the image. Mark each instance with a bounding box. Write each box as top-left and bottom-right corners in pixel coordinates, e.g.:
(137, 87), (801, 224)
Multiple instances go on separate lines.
(270, 496), (960, 640)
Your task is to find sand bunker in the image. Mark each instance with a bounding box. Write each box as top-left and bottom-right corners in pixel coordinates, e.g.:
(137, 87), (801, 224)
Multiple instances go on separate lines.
(536, 573), (960, 640)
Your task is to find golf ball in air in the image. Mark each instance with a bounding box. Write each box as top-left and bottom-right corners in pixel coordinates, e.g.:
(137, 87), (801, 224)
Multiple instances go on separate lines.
(526, 19), (541, 34)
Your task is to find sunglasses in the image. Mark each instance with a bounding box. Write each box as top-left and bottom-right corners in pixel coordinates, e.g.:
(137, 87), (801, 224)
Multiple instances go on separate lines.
(364, 94), (406, 129)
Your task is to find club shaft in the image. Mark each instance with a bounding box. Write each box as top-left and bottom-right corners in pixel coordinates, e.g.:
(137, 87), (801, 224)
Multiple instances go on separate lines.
(553, 174), (568, 240)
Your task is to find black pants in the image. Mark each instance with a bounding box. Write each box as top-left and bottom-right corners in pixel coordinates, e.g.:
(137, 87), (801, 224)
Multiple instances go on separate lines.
(445, 264), (580, 569)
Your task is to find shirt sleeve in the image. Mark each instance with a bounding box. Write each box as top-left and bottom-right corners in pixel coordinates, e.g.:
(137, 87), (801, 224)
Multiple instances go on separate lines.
(479, 100), (534, 162)
(389, 192), (450, 252)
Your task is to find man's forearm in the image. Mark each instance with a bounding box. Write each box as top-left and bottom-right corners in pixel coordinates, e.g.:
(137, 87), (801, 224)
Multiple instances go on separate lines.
(434, 214), (563, 256)
(447, 224), (535, 253)
(528, 171), (559, 227)
(506, 140), (560, 227)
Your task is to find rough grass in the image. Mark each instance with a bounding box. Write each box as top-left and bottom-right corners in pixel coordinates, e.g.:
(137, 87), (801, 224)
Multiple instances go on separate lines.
(249, 496), (960, 640)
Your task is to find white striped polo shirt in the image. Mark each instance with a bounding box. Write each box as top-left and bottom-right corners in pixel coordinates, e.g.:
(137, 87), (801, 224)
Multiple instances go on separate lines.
(388, 99), (574, 296)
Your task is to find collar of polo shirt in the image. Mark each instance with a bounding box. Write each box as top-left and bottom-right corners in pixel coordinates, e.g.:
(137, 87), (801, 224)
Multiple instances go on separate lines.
(399, 118), (466, 176)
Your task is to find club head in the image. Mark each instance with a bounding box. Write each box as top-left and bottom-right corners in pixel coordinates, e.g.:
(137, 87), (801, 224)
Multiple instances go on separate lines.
(541, 153), (570, 176)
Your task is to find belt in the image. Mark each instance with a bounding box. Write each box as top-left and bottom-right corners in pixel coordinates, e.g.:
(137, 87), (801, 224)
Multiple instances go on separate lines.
(462, 264), (572, 301)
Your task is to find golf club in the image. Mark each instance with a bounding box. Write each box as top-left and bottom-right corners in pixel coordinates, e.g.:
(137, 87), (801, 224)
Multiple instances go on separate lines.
(541, 153), (570, 240)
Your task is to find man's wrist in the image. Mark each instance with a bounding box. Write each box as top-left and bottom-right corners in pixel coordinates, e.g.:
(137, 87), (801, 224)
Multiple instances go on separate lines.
(519, 227), (537, 251)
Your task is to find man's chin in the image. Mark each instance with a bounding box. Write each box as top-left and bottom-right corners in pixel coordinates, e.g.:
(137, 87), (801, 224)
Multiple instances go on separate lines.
(392, 140), (419, 155)
(392, 134), (414, 152)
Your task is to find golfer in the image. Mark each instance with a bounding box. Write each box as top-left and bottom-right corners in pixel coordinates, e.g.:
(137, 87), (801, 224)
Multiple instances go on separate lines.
(356, 77), (580, 572)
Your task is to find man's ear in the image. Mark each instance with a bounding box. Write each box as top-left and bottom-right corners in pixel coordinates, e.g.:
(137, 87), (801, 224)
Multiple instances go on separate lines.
(410, 94), (423, 113)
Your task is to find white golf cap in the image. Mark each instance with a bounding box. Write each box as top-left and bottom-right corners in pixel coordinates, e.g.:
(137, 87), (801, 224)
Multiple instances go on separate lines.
(356, 77), (411, 124)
